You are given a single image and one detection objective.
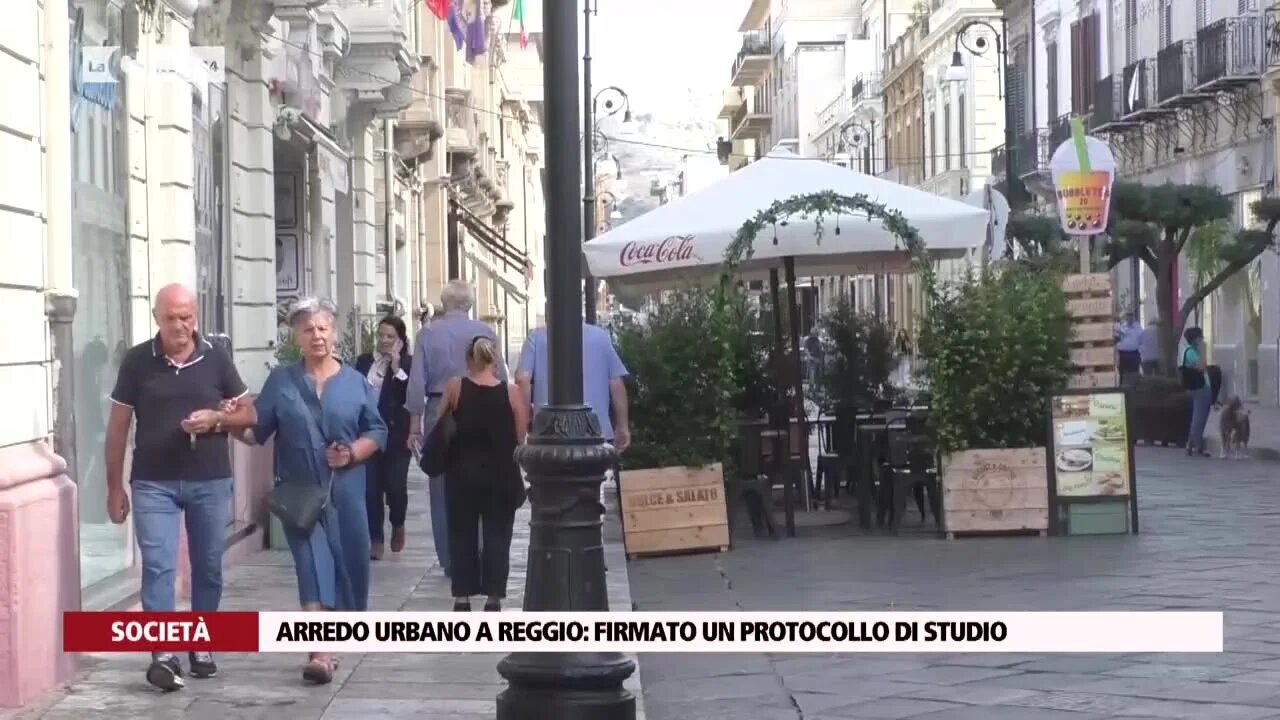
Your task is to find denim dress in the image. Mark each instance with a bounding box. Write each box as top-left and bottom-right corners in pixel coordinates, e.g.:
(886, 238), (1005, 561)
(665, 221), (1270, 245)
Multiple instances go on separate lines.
(253, 363), (387, 610)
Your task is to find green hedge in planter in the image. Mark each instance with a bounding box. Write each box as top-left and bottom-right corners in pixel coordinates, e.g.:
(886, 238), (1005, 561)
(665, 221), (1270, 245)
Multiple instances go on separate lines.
(814, 294), (897, 411)
(921, 265), (1073, 453)
(614, 288), (755, 470)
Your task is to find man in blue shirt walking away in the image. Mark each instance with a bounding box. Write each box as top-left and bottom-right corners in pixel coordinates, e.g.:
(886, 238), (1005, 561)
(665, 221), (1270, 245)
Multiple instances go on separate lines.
(406, 280), (507, 577)
(515, 321), (631, 488)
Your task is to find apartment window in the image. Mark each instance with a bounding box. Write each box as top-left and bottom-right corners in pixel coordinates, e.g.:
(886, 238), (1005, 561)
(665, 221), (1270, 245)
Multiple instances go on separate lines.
(929, 111), (937, 176)
(943, 97), (952, 171)
(1070, 13), (1100, 114)
(958, 91), (967, 169)
(1046, 41), (1059, 121)
(1125, 0), (1137, 65)
(1008, 44), (1029, 133)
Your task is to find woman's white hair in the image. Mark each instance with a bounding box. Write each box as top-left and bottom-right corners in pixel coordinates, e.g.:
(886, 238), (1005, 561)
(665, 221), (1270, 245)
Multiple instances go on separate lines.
(287, 296), (339, 327)
(440, 280), (475, 313)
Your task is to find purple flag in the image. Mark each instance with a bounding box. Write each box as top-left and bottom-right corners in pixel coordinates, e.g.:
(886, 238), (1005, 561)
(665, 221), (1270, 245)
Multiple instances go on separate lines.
(447, 0), (465, 50)
(465, 7), (487, 64)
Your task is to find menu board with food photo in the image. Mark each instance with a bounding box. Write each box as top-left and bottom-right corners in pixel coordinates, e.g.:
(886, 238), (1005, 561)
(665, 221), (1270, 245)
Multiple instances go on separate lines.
(1050, 391), (1131, 497)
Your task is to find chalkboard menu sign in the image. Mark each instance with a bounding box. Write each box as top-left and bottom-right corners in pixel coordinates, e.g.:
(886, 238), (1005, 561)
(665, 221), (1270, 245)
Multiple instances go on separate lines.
(1046, 387), (1139, 536)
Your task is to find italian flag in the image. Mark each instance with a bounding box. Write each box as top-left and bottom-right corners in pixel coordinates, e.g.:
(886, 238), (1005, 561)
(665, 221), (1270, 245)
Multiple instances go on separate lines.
(513, 0), (528, 49)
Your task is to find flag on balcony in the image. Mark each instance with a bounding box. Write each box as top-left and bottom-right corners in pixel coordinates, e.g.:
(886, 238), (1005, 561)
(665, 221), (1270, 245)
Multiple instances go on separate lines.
(513, 0), (527, 49)
(465, 5), (487, 64)
(447, 1), (465, 50)
(426, 0), (448, 20)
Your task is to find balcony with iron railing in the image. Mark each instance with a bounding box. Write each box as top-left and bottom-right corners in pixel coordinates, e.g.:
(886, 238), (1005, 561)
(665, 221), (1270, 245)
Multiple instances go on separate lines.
(1196, 15), (1264, 89)
(1012, 128), (1050, 179)
(730, 26), (772, 86)
(1089, 74), (1120, 131)
(1157, 39), (1209, 107)
(815, 90), (851, 136)
(1048, 112), (1072, 151)
(1120, 58), (1164, 119)
(730, 93), (772, 139)
(883, 22), (928, 85)
(1267, 7), (1280, 70)
(851, 72), (882, 104)
(990, 144), (1007, 180)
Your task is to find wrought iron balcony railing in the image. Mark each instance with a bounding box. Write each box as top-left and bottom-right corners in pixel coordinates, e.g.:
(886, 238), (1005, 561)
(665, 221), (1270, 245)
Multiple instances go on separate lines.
(990, 144), (1007, 180)
(1120, 58), (1158, 118)
(730, 28), (771, 82)
(1157, 39), (1198, 105)
(851, 72), (882, 103)
(1090, 74), (1119, 130)
(1048, 113), (1072, 151)
(1012, 128), (1050, 178)
(1196, 15), (1264, 87)
(1267, 7), (1280, 68)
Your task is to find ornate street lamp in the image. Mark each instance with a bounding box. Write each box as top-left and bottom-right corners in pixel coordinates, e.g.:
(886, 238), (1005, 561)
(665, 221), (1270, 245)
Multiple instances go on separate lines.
(945, 18), (1017, 218)
(837, 119), (875, 173)
(495, 1), (637, 718)
(599, 190), (623, 220)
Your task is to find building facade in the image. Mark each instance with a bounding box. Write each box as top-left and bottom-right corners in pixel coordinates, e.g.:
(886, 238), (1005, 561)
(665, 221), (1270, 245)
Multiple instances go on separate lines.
(1, 0), (547, 709)
(996, 0), (1280, 405)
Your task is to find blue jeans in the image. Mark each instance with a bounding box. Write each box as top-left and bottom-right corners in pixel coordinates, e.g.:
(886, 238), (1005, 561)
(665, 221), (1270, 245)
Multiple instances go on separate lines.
(423, 396), (450, 573)
(430, 474), (450, 574)
(132, 478), (233, 612)
(1187, 385), (1213, 453)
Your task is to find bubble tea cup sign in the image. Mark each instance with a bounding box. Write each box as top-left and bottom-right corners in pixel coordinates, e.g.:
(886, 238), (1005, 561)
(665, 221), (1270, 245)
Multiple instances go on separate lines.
(1049, 117), (1116, 236)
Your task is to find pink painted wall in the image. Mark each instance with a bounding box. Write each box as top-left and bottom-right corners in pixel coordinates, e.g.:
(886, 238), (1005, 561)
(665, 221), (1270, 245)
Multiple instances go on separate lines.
(0, 442), (79, 707)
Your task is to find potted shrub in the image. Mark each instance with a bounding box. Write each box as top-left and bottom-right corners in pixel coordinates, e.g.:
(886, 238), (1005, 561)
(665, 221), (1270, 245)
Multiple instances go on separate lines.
(815, 295), (897, 412)
(1131, 374), (1191, 447)
(922, 264), (1073, 537)
(613, 288), (741, 557)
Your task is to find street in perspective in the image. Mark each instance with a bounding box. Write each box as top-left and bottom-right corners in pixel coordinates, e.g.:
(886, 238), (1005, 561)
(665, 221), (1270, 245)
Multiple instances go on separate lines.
(7, 0), (1280, 718)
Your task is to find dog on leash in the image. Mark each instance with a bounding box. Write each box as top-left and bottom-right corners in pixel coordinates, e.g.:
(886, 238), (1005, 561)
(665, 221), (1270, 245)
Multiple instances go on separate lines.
(1219, 396), (1251, 459)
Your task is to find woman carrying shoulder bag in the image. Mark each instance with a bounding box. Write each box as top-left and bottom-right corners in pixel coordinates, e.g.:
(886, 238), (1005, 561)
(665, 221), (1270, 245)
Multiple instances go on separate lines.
(228, 297), (387, 684)
(1180, 326), (1212, 458)
(437, 336), (528, 611)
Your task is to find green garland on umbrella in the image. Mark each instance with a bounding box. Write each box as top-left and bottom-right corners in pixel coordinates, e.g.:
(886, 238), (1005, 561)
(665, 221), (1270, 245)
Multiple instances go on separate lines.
(707, 190), (932, 466)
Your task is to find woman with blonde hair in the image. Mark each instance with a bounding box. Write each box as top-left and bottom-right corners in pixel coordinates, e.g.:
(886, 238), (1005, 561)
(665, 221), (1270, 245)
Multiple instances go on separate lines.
(229, 297), (386, 683)
(437, 335), (528, 611)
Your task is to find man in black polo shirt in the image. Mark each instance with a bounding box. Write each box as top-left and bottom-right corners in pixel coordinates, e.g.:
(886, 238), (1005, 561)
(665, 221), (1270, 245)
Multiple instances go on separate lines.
(105, 284), (256, 691)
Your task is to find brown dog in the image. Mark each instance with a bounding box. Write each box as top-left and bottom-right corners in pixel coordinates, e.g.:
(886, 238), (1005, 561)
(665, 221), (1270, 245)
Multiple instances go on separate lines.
(1219, 396), (1251, 459)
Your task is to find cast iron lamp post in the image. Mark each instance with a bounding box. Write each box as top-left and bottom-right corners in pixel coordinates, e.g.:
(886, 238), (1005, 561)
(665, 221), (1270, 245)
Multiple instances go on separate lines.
(495, 0), (637, 718)
(837, 119), (874, 173)
(945, 17), (1017, 220)
(583, 84), (631, 324)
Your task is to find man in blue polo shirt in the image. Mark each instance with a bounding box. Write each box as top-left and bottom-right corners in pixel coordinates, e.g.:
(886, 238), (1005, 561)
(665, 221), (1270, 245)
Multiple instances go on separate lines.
(515, 321), (631, 453)
(105, 284), (256, 691)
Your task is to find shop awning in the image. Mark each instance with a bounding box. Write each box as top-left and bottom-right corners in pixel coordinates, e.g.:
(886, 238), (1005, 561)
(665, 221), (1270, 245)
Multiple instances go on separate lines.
(451, 198), (531, 282)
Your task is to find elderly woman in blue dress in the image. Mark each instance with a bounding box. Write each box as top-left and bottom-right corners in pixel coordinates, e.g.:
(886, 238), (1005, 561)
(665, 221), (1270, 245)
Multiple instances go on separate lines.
(229, 297), (386, 684)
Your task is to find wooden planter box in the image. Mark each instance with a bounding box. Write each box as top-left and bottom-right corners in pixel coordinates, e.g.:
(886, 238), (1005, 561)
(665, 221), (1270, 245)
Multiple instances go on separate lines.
(619, 464), (730, 559)
(940, 448), (1049, 539)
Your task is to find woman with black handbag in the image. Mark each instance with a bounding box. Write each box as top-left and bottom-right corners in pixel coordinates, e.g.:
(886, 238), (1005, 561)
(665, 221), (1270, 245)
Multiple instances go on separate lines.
(355, 316), (413, 560)
(434, 336), (528, 611)
(228, 297), (387, 684)
(1181, 326), (1213, 457)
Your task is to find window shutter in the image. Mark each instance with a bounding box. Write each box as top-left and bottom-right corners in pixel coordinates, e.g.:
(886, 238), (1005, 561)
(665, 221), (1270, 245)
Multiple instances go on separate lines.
(1046, 41), (1059, 119)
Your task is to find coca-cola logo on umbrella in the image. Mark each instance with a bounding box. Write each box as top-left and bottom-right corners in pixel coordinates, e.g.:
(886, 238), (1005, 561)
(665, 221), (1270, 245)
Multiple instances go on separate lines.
(619, 235), (697, 268)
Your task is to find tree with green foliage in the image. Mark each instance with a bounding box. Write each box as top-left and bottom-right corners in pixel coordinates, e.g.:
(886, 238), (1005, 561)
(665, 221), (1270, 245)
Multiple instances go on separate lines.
(1105, 181), (1280, 374)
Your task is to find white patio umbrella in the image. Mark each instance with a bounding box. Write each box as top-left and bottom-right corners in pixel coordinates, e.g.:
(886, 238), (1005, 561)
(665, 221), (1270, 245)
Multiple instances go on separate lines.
(583, 148), (990, 295)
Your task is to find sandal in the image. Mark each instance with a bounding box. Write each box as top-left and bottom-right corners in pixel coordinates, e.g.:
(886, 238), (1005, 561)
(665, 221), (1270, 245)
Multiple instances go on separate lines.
(302, 653), (335, 685)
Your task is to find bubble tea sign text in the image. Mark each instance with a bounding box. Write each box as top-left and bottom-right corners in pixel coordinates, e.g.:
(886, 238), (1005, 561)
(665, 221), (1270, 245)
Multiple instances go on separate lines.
(1049, 118), (1116, 236)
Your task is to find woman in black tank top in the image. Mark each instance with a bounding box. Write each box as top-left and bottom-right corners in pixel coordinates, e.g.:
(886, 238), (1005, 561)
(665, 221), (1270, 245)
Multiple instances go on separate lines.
(435, 335), (528, 611)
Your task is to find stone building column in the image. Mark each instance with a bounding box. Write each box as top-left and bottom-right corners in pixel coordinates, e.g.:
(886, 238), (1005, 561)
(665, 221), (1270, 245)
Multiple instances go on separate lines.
(350, 122), (380, 314)
(0, 0), (80, 708)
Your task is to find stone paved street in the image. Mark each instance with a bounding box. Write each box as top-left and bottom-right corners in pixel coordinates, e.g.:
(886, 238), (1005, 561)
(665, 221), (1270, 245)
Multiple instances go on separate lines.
(629, 446), (1280, 720)
(9, 470), (643, 720)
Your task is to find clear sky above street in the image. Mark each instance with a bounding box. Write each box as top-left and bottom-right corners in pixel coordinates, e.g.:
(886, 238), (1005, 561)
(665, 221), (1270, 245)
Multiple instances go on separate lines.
(590, 0), (750, 124)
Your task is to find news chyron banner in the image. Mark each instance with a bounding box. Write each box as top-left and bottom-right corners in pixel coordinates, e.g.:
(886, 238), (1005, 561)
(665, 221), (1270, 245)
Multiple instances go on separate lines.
(64, 611), (1223, 654)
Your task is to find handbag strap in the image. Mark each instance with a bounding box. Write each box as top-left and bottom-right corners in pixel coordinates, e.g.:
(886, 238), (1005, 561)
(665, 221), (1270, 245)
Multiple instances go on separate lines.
(287, 365), (336, 493)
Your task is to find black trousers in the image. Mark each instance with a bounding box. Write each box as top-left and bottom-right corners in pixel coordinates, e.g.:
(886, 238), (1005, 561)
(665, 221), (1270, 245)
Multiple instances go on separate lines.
(366, 450), (411, 542)
(446, 475), (518, 599)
